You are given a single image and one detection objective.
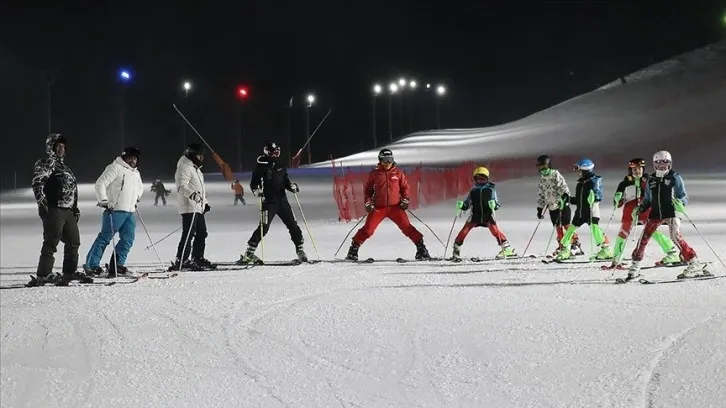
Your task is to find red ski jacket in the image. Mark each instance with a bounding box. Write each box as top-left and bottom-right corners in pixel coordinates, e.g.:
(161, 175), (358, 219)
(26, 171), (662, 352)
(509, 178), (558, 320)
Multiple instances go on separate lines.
(364, 164), (410, 209)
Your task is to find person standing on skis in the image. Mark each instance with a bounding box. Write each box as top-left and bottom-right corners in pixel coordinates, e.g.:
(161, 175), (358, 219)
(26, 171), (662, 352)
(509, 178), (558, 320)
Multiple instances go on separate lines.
(232, 179), (246, 205)
(238, 141), (307, 264)
(83, 147), (144, 277)
(625, 150), (708, 281)
(170, 143), (214, 271)
(536, 155), (583, 257)
(345, 149), (430, 261)
(555, 158), (613, 261)
(606, 158), (680, 269)
(451, 166), (516, 261)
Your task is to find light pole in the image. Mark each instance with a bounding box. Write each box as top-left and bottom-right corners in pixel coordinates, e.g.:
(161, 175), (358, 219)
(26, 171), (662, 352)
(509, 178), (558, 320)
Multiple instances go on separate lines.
(397, 78), (406, 136)
(118, 69), (132, 150)
(408, 80), (417, 133)
(372, 84), (382, 148)
(236, 85), (249, 172)
(436, 85), (446, 129)
(388, 83), (398, 143)
(305, 94), (315, 164)
(182, 81), (191, 147)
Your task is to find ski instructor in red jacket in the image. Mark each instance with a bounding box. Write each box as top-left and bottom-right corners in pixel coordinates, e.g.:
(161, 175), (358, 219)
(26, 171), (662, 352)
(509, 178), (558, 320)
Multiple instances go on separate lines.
(344, 149), (431, 261)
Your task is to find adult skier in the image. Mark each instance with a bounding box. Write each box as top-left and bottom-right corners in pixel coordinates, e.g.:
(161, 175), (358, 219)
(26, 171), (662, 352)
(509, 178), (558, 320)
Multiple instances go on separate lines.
(30, 133), (88, 285)
(237, 141), (307, 264)
(83, 147), (144, 277)
(536, 155), (583, 256)
(170, 143), (215, 271)
(344, 148), (431, 261)
(232, 179), (246, 205)
(605, 157), (680, 269)
(151, 179), (169, 206)
(451, 166), (517, 261)
(555, 158), (613, 261)
(625, 151), (708, 280)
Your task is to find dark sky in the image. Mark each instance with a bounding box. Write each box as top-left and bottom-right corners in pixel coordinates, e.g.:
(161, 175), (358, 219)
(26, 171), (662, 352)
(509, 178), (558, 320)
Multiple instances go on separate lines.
(1, 0), (724, 186)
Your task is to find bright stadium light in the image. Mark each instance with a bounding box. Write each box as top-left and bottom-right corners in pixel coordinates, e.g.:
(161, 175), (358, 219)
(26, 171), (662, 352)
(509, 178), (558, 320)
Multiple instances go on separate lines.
(373, 84), (382, 95)
(436, 85), (446, 96)
(389, 83), (399, 94)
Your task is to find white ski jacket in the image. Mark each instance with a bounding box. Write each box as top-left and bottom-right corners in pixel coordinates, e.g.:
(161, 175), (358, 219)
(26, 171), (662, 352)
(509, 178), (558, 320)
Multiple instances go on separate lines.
(94, 156), (144, 212)
(175, 155), (207, 214)
(537, 169), (571, 211)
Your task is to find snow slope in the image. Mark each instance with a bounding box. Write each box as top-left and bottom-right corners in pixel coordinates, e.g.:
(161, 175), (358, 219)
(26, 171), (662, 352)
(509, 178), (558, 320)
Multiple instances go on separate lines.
(309, 40), (726, 169)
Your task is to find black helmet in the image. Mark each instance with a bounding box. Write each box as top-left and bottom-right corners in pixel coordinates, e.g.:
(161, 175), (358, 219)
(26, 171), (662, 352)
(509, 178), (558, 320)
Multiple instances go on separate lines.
(378, 148), (394, 163)
(263, 141), (281, 157)
(536, 154), (551, 167)
(184, 143), (206, 166)
(121, 146), (141, 160)
(628, 157), (645, 168)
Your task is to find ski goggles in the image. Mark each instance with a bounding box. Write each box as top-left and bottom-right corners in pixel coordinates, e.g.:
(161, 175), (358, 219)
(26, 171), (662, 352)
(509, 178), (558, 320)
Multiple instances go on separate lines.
(628, 160), (645, 168)
(653, 159), (671, 170)
(379, 156), (394, 163)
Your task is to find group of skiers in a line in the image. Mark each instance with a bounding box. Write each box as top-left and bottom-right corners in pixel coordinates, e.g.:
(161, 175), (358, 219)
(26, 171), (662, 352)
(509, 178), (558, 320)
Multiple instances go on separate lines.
(29, 132), (708, 286)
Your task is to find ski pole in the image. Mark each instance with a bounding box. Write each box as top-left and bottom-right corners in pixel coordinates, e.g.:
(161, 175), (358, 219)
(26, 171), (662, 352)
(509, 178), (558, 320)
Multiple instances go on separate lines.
(543, 209), (563, 257)
(259, 196), (265, 263)
(681, 211), (726, 270)
(407, 209), (445, 248)
(179, 211), (197, 272)
(135, 208), (166, 271)
(108, 210), (119, 277)
(521, 218), (542, 258)
(443, 210), (461, 259)
(145, 226), (182, 250)
(293, 192), (320, 261)
(333, 216), (366, 258)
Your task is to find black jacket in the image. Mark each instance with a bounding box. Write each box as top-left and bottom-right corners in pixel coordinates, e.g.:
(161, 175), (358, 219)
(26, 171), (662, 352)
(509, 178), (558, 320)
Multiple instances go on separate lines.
(639, 170), (688, 219)
(460, 182), (500, 224)
(571, 171), (603, 219)
(250, 155), (295, 203)
(31, 134), (78, 209)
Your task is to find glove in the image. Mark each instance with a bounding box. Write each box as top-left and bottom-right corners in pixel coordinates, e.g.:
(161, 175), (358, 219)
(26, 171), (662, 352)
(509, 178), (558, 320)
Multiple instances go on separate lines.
(189, 192), (203, 203)
(488, 200), (498, 211)
(204, 204), (211, 214)
(253, 189), (264, 198)
(98, 200), (114, 211)
(613, 192), (623, 207)
(558, 194), (569, 210)
(587, 190), (596, 206)
(536, 207), (544, 220)
(672, 198), (686, 213)
(290, 183), (299, 193)
(364, 201), (374, 213)
(399, 198), (410, 210)
(38, 199), (48, 220)
(456, 200), (465, 210)
(73, 207), (80, 222)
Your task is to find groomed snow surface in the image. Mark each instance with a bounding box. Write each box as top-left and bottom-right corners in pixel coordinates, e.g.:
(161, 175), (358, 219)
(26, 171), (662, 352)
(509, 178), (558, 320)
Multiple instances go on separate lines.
(1, 172), (725, 408)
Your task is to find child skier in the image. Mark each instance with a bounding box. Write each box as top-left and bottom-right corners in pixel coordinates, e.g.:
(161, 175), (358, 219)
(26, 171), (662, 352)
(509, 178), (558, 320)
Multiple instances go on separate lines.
(606, 158), (680, 269)
(626, 150), (708, 280)
(555, 158), (613, 261)
(344, 148), (430, 261)
(536, 155), (583, 257)
(451, 166), (516, 261)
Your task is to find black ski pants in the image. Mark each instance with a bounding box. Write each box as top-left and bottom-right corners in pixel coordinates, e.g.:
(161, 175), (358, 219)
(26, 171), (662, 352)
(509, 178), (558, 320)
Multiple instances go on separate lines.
(247, 198), (303, 249)
(176, 212), (208, 261)
(37, 208), (80, 277)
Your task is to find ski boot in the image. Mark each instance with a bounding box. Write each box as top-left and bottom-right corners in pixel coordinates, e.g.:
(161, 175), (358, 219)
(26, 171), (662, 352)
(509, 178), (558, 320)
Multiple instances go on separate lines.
(495, 242), (517, 259)
(296, 244), (308, 263)
(345, 243), (359, 261)
(555, 246), (573, 261)
(26, 273), (61, 287)
(83, 265), (105, 277)
(677, 259), (711, 279)
(655, 249), (681, 266)
(58, 271), (94, 286)
(107, 255), (132, 277)
(236, 247), (263, 265)
(169, 258), (195, 271)
(623, 261), (642, 281)
(570, 241), (585, 256)
(450, 243), (462, 262)
(193, 258), (217, 270)
(415, 241), (431, 260)
(594, 245), (614, 261)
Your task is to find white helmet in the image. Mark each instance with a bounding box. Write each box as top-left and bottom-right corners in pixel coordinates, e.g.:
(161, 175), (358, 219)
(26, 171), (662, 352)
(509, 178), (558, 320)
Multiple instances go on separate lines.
(653, 150), (672, 176)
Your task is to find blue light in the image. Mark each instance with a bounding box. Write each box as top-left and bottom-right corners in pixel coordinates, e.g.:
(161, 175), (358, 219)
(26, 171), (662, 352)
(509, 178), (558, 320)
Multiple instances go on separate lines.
(119, 69), (132, 82)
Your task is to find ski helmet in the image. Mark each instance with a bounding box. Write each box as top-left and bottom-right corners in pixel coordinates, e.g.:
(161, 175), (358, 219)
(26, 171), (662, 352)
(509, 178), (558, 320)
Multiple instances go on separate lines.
(536, 155), (551, 168)
(473, 166), (490, 178)
(184, 143), (206, 166)
(573, 158), (594, 172)
(121, 146), (141, 160)
(652, 150), (672, 176)
(263, 141), (281, 157)
(378, 148), (394, 163)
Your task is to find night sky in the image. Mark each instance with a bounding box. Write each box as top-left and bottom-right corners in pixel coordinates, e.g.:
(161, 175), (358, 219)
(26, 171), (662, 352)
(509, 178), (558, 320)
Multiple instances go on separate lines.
(1, 1), (724, 187)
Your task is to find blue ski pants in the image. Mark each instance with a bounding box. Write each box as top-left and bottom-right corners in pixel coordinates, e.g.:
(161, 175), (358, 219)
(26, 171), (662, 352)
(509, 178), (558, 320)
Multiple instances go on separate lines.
(84, 211), (136, 268)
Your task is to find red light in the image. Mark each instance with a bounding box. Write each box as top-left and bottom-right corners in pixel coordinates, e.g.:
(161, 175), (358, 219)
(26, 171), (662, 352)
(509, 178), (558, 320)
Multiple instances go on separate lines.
(237, 86), (249, 99)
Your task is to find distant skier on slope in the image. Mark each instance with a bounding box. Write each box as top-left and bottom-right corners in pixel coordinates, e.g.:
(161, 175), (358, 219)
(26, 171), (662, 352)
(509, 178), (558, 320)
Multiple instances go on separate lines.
(605, 157), (680, 269)
(237, 141), (307, 264)
(625, 150), (709, 281)
(232, 179), (246, 205)
(554, 158), (613, 261)
(151, 179), (169, 206)
(344, 149), (431, 261)
(451, 166), (517, 261)
(536, 155), (584, 257)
